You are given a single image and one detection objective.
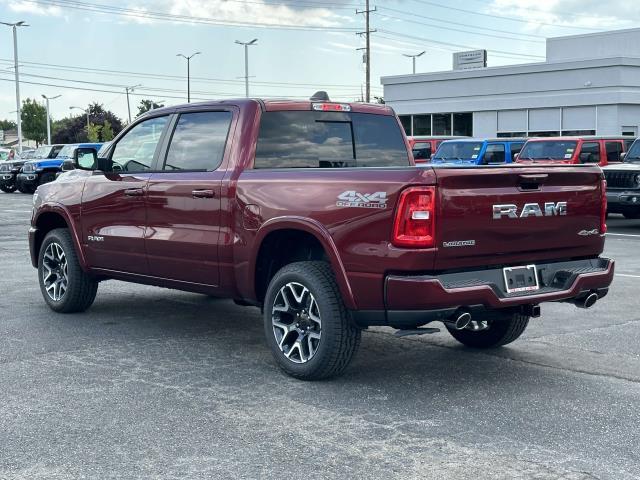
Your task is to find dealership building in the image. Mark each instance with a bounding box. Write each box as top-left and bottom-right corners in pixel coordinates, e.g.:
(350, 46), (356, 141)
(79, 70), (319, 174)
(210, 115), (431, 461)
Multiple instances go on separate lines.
(382, 28), (640, 138)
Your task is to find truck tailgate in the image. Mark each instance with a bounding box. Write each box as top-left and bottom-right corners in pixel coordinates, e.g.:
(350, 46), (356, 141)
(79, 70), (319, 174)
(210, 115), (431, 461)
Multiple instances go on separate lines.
(433, 166), (605, 270)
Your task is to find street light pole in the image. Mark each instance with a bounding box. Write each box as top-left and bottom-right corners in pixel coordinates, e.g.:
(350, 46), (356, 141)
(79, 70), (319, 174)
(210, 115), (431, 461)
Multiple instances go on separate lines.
(70, 106), (89, 132)
(402, 51), (426, 74)
(235, 39), (257, 98)
(176, 52), (201, 103)
(41, 94), (61, 145)
(1, 21), (28, 153)
(125, 84), (142, 123)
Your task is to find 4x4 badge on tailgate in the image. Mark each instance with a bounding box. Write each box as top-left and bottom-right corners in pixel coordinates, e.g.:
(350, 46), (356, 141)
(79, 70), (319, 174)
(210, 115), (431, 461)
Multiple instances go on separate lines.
(337, 191), (387, 209)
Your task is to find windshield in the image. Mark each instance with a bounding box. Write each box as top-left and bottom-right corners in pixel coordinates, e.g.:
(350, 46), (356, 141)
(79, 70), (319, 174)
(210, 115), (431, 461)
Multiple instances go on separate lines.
(519, 141), (578, 161)
(626, 142), (640, 163)
(33, 146), (52, 158)
(56, 144), (76, 159)
(433, 142), (483, 161)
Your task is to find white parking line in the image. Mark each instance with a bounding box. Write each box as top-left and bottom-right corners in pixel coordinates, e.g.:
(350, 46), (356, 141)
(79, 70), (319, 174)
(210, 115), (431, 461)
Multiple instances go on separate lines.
(607, 233), (640, 238)
(616, 273), (640, 278)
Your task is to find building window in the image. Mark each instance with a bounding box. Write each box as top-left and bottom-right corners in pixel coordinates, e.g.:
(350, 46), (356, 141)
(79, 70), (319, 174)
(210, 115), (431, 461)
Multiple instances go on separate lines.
(433, 113), (451, 135)
(399, 115), (412, 135)
(529, 131), (560, 137)
(561, 130), (595, 136)
(453, 113), (472, 136)
(497, 132), (526, 138)
(413, 115), (431, 135)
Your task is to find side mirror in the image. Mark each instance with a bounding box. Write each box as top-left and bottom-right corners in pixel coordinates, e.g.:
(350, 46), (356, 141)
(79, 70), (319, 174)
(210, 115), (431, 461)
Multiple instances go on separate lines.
(513, 153), (520, 161)
(621, 152), (627, 161)
(74, 148), (98, 170)
(60, 159), (75, 172)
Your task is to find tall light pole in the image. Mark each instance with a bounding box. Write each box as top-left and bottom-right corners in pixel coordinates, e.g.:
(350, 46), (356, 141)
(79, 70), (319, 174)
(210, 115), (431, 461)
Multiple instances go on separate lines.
(1, 21), (28, 153)
(125, 84), (142, 123)
(41, 94), (61, 145)
(403, 51), (425, 74)
(235, 39), (257, 98)
(70, 106), (89, 132)
(176, 52), (201, 103)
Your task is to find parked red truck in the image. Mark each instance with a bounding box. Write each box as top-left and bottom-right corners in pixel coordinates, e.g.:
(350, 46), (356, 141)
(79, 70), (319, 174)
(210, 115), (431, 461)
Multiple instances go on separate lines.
(30, 97), (614, 379)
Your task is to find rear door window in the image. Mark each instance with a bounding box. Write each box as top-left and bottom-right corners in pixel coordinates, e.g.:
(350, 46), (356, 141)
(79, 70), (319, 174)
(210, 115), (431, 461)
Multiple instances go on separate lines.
(254, 111), (409, 168)
(605, 141), (623, 163)
(163, 111), (232, 171)
(579, 142), (601, 164)
(510, 142), (524, 161)
(412, 142), (432, 161)
(483, 144), (506, 164)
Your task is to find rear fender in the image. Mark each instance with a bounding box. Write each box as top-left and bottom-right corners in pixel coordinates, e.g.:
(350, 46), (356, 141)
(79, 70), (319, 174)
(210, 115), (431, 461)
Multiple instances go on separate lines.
(250, 217), (356, 309)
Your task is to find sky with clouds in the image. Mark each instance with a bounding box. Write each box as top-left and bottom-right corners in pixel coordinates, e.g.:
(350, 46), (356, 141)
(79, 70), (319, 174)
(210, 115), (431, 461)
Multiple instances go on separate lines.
(0, 0), (638, 124)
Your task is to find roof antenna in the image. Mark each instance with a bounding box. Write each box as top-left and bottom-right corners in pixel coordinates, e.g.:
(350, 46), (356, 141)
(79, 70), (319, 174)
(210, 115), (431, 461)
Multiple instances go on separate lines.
(310, 91), (330, 102)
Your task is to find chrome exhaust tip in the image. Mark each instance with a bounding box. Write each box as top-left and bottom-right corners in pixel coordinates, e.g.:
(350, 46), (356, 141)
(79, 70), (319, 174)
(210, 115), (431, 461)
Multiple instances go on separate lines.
(445, 311), (472, 330)
(579, 292), (599, 309)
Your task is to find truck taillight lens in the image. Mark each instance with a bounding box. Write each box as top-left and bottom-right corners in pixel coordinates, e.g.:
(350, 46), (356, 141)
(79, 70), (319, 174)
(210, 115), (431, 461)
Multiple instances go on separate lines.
(392, 187), (436, 248)
(600, 179), (607, 234)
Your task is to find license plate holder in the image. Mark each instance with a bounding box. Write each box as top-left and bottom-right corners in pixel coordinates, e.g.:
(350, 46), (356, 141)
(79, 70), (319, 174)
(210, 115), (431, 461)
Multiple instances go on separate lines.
(503, 265), (539, 294)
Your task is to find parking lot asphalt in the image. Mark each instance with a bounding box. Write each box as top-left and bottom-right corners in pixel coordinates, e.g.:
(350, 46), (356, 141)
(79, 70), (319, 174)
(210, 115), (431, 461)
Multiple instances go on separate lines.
(1, 191), (639, 480)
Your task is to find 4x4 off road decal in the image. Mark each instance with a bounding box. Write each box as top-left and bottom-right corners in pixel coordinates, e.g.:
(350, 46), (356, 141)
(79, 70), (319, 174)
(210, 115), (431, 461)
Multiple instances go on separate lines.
(337, 191), (387, 209)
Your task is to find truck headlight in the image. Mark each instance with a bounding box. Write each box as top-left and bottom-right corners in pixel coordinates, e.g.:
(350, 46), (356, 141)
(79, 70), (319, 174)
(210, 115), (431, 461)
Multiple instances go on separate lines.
(635, 174), (640, 187)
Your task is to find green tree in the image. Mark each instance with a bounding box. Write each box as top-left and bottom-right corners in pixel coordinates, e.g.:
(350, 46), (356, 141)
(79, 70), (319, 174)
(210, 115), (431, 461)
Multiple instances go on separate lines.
(87, 122), (102, 142)
(21, 98), (47, 145)
(0, 119), (17, 131)
(101, 120), (114, 141)
(137, 99), (165, 117)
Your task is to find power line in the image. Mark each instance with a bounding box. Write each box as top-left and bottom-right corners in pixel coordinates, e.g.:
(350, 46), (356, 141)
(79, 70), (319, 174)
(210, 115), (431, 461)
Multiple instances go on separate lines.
(375, 9), (544, 43)
(20, 0), (360, 32)
(376, 5), (546, 39)
(0, 59), (375, 90)
(405, 0), (599, 31)
(378, 29), (545, 59)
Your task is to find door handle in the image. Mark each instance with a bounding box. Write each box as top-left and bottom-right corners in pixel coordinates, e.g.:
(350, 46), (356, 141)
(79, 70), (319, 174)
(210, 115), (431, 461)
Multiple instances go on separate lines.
(124, 188), (145, 197)
(192, 189), (215, 198)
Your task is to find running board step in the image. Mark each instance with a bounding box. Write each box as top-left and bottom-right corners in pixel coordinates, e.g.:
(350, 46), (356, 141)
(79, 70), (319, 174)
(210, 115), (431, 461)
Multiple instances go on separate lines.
(394, 327), (440, 337)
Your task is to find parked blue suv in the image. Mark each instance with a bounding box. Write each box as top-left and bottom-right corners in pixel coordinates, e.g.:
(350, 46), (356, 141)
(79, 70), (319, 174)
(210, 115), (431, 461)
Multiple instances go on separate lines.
(17, 143), (103, 193)
(431, 138), (526, 166)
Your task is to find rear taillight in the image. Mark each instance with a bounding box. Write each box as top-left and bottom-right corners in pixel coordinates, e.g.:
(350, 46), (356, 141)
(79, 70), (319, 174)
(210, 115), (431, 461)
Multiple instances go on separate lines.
(392, 186), (436, 248)
(600, 179), (607, 234)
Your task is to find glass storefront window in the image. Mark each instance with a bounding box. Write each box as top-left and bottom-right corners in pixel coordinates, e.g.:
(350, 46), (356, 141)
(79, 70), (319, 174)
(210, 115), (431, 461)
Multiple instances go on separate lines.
(399, 115), (412, 135)
(433, 114), (452, 135)
(413, 115), (431, 135)
(453, 113), (472, 136)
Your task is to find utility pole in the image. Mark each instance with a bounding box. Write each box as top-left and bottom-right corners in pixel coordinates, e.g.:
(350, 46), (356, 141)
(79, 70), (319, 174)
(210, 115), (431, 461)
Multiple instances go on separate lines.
(356, 1), (375, 103)
(177, 52), (201, 103)
(235, 39), (258, 98)
(125, 84), (142, 123)
(1, 21), (28, 153)
(41, 94), (61, 145)
(403, 51), (425, 74)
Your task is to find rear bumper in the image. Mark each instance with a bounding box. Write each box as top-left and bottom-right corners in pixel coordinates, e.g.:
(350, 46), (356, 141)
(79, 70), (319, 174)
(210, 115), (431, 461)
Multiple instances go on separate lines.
(607, 190), (640, 211)
(352, 257), (614, 327)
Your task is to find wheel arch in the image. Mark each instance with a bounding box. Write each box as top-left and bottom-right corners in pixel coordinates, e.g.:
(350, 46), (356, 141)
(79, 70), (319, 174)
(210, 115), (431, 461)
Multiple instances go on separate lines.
(32, 205), (88, 271)
(250, 217), (356, 309)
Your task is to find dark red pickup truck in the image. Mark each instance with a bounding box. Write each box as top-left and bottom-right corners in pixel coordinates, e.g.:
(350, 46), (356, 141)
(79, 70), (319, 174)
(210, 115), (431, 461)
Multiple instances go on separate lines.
(29, 97), (614, 379)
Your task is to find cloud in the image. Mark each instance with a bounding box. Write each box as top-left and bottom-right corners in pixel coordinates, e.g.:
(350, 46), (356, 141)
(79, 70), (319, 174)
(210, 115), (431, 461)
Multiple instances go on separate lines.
(486, 0), (637, 32)
(166, 0), (350, 28)
(5, 0), (62, 16)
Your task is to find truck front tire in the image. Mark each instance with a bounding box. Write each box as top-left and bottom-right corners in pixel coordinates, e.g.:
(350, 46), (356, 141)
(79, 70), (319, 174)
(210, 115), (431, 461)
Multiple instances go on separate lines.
(38, 228), (98, 313)
(446, 313), (529, 348)
(263, 261), (361, 380)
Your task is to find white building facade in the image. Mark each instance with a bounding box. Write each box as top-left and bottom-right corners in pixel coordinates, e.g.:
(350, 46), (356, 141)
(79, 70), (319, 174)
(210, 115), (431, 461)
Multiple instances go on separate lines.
(382, 29), (640, 138)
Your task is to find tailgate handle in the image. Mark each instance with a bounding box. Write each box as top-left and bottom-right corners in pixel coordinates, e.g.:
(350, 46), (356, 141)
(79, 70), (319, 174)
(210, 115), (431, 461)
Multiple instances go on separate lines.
(518, 173), (548, 190)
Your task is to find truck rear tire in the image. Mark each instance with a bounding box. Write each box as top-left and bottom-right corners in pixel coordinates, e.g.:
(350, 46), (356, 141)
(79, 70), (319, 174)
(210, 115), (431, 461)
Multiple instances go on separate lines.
(446, 313), (529, 348)
(38, 228), (98, 313)
(263, 261), (361, 380)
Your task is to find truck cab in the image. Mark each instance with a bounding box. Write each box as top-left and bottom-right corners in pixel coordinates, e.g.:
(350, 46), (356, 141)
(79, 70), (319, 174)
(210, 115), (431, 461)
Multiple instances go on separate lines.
(407, 136), (466, 163)
(17, 143), (101, 193)
(517, 136), (634, 167)
(431, 138), (526, 166)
